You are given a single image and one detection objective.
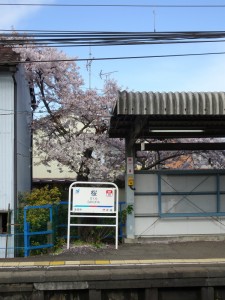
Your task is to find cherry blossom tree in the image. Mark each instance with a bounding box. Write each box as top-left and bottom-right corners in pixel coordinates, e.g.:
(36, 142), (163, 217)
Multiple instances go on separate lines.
(14, 45), (125, 182)
(11, 43), (225, 181)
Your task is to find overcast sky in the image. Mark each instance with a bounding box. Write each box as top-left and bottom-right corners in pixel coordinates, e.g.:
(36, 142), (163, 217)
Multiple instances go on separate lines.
(1, 0), (225, 93)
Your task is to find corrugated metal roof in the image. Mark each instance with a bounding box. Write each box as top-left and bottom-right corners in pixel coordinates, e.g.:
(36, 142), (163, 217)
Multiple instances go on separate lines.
(109, 91), (225, 139)
(117, 91), (225, 115)
(0, 46), (20, 65)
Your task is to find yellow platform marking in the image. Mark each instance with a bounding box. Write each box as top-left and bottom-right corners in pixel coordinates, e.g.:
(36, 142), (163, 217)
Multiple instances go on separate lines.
(124, 260), (140, 264)
(95, 260), (110, 265)
(65, 260), (81, 265)
(18, 262), (35, 266)
(80, 260), (96, 265)
(49, 261), (65, 266)
(198, 258), (225, 263)
(139, 259), (165, 264)
(34, 261), (50, 266)
(3, 262), (20, 267)
(168, 259), (190, 263)
(1, 258), (225, 268)
(110, 260), (126, 264)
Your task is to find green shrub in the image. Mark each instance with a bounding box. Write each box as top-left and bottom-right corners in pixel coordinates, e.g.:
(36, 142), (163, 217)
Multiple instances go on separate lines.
(17, 186), (61, 255)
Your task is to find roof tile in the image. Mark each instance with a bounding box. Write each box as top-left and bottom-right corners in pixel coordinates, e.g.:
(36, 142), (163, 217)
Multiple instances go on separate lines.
(0, 46), (20, 65)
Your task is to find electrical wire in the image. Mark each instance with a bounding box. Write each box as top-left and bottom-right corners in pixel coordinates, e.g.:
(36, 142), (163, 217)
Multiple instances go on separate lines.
(1, 50), (225, 64)
(0, 3), (225, 8)
(2, 30), (225, 48)
(4, 39), (225, 48)
(2, 30), (225, 39)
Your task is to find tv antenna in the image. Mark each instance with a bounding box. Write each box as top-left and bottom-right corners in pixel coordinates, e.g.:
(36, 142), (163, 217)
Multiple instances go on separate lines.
(99, 70), (118, 81)
(153, 9), (156, 32)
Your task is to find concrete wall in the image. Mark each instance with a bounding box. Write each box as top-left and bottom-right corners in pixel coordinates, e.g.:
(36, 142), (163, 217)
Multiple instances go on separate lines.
(0, 265), (223, 300)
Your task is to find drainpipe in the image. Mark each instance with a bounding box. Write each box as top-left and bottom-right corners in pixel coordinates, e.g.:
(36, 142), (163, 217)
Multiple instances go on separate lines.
(12, 69), (17, 258)
(30, 85), (37, 190)
(12, 71), (17, 212)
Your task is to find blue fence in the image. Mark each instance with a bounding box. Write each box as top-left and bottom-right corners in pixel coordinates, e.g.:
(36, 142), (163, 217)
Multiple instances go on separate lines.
(22, 201), (126, 257)
(23, 204), (54, 257)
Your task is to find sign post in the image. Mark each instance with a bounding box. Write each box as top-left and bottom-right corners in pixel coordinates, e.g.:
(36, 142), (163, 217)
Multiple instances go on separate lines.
(67, 181), (119, 250)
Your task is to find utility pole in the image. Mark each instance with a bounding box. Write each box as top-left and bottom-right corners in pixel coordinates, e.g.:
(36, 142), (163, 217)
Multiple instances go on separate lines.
(86, 46), (93, 89)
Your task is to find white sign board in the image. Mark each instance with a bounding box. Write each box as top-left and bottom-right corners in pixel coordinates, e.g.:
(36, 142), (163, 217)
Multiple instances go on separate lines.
(67, 181), (119, 250)
(72, 187), (115, 213)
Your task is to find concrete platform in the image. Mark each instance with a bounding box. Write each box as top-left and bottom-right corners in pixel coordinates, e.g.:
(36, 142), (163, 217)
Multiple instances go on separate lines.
(2, 239), (225, 264)
(2, 241), (225, 299)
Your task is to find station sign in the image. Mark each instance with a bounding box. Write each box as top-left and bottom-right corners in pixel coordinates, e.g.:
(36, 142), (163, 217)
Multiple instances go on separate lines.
(72, 187), (115, 213)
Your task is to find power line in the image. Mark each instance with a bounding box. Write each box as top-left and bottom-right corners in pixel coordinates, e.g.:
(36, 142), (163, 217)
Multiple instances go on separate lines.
(2, 30), (225, 47)
(2, 30), (225, 37)
(2, 31), (225, 63)
(2, 50), (225, 64)
(7, 39), (225, 48)
(0, 3), (225, 8)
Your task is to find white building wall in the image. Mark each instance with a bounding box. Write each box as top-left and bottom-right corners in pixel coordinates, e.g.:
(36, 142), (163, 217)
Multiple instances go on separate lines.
(134, 172), (225, 238)
(0, 67), (31, 258)
(0, 74), (14, 211)
(33, 156), (75, 180)
(0, 73), (15, 257)
(15, 65), (31, 199)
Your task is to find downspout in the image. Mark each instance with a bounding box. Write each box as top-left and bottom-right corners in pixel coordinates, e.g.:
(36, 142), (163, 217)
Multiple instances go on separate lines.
(30, 113), (33, 190)
(30, 85), (37, 190)
(12, 71), (17, 211)
(12, 70), (17, 258)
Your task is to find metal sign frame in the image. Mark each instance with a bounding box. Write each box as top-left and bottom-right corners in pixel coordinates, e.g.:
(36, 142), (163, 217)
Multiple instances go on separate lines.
(67, 181), (119, 250)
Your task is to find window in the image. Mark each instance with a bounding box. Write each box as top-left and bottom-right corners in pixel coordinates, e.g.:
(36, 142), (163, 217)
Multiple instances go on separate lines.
(0, 213), (9, 234)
